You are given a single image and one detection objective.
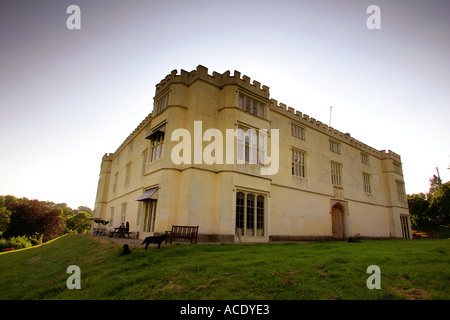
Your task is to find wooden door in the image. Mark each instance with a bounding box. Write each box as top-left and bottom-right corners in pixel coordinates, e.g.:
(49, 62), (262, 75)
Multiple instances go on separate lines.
(332, 205), (344, 239)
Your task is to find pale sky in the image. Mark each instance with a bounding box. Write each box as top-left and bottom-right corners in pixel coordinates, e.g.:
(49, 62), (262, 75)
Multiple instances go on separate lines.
(0, 0), (449, 209)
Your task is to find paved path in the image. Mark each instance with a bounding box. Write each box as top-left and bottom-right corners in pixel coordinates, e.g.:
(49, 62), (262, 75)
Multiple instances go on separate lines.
(87, 235), (144, 248)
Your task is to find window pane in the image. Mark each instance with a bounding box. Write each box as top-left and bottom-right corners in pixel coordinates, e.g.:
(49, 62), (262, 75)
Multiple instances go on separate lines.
(236, 192), (245, 236)
(246, 194), (255, 236)
(245, 98), (251, 112)
(245, 136), (250, 163)
(257, 195), (264, 236)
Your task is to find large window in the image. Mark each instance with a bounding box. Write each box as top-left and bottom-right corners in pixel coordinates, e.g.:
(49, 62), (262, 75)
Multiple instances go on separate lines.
(143, 200), (157, 232)
(236, 192), (265, 237)
(109, 207), (115, 227)
(329, 140), (341, 154)
(331, 162), (343, 187)
(150, 131), (165, 162)
(238, 93), (265, 118)
(400, 216), (411, 239)
(396, 180), (406, 202)
(292, 149), (306, 178)
(291, 123), (305, 140)
(237, 126), (266, 165)
(125, 162), (132, 186)
(394, 162), (403, 175)
(361, 153), (370, 166)
(142, 148), (148, 175)
(120, 202), (127, 225)
(155, 92), (169, 114)
(113, 172), (118, 192)
(362, 172), (372, 194)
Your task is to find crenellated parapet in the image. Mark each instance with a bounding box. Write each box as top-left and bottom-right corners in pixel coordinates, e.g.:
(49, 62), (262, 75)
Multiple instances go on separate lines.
(269, 98), (399, 160)
(117, 65), (401, 163)
(112, 112), (153, 159)
(380, 150), (402, 162)
(155, 65), (270, 99)
(102, 153), (115, 162)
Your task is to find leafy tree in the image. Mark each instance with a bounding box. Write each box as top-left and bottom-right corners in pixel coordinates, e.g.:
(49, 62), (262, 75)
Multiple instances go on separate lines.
(75, 206), (93, 215)
(407, 193), (430, 229)
(428, 174), (442, 196)
(429, 182), (450, 227)
(408, 179), (450, 230)
(66, 211), (92, 234)
(5, 200), (64, 242)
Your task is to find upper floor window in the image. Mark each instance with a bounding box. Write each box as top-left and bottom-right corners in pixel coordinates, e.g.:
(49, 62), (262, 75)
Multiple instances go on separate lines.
(150, 132), (165, 162)
(361, 153), (369, 166)
(238, 93), (265, 118)
(125, 162), (132, 186)
(113, 172), (118, 192)
(146, 123), (166, 163)
(155, 92), (169, 114)
(329, 140), (341, 154)
(292, 149), (306, 178)
(142, 148), (148, 175)
(237, 126), (266, 165)
(394, 162), (403, 175)
(362, 172), (372, 194)
(331, 162), (343, 187)
(291, 123), (305, 140)
(396, 180), (406, 202)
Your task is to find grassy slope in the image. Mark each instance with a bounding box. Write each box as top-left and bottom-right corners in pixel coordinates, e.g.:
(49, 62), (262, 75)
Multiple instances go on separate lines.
(0, 235), (448, 300)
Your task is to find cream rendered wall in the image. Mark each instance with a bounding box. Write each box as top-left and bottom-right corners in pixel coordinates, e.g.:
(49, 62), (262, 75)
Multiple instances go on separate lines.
(94, 66), (410, 241)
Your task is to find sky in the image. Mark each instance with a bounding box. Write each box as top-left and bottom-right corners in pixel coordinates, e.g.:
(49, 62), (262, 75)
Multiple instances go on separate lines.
(0, 0), (449, 210)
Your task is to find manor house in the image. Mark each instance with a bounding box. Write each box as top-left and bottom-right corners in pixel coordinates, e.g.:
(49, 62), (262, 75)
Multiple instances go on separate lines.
(93, 65), (411, 242)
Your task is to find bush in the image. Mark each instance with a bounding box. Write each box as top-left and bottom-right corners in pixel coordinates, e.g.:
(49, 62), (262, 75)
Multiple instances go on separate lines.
(0, 235), (33, 250)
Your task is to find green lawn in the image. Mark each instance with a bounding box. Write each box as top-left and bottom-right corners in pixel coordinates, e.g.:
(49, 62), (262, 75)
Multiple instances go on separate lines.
(0, 234), (448, 300)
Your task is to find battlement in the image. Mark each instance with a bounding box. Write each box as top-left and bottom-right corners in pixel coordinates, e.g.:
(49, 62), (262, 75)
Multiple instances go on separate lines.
(112, 112), (153, 159)
(102, 153), (115, 162)
(109, 66), (401, 163)
(155, 65), (270, 99)
(268, 98), (401, 161)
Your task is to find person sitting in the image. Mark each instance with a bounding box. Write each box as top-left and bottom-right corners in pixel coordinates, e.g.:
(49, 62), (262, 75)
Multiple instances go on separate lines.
(117, 223), (126, 238)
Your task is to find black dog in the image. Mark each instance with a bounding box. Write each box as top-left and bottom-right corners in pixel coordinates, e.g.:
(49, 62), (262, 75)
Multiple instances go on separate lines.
(141, 234), (167, 250)
(120, 244), (132, 256)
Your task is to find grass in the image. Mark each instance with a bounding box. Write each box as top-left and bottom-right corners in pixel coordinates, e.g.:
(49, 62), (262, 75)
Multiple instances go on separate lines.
(0, 234), (448, 300)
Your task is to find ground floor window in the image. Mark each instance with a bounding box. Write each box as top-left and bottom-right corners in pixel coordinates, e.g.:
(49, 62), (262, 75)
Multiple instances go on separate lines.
(400, 215), (411, 240)
(236, 191), (265, 237)
(143, 199), (157, 232)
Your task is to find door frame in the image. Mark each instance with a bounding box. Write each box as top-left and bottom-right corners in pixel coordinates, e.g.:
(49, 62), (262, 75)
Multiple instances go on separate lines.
(330, 200), (348, 240)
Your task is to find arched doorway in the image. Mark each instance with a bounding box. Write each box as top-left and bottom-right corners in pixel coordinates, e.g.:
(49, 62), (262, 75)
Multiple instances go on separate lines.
(331, 204), (345, 239)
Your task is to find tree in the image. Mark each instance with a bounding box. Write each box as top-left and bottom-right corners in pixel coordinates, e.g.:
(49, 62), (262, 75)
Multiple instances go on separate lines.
(66, 211), (92, 234)
(5, 200), (64, 242)
(407, 193), (430, 229)
(429, 182), (450, 227)
(428, 174), (442, 196)
(0, 196), (13, 234)
(0, 205), (11, 234)
(74, 206), (93, 215)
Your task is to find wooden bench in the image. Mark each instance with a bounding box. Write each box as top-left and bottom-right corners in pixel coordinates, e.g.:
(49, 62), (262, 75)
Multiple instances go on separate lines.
(109, 229), (133, 238)
(165, 225), (199, 244)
